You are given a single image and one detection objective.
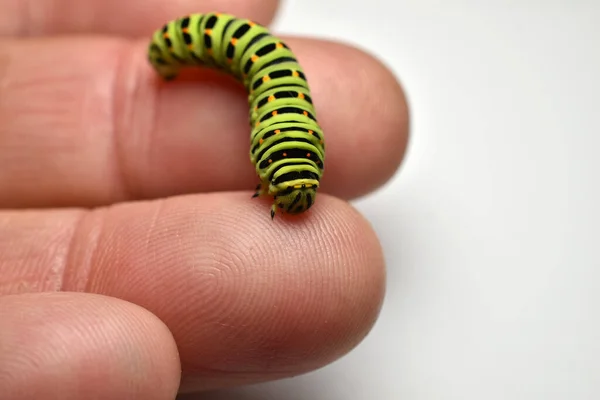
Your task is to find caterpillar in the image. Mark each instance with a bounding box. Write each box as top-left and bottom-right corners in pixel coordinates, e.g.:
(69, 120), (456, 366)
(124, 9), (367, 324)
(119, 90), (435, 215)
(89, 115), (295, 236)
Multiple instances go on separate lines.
(147, 12), (325, 219)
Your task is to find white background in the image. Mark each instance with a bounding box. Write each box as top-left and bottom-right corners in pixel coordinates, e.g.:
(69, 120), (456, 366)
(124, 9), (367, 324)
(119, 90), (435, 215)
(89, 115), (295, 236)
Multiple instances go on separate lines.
(195, 1), (600, 399)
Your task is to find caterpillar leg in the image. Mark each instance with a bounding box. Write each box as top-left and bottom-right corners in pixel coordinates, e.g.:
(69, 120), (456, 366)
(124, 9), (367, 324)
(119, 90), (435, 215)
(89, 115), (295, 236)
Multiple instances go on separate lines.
(251, 182), (269, 198)
(270, 203), (278, 220)
(147, 43), (181, 81)
(251, 184), (261, 198)
(153, 65), (180, 81)
(251, 182), (280, 220)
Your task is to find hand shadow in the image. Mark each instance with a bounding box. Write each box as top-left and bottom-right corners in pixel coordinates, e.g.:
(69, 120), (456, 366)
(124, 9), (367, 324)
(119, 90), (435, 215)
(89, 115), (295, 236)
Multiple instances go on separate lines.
(176, 375), (325, 400)
(177, 388), (264, 400)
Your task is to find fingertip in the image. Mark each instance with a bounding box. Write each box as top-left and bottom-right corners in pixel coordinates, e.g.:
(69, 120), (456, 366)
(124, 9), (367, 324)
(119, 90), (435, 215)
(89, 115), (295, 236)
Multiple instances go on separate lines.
(347, 44), (411, 196)
(293, 38), (410, 199)
(83, 193), (386, 391)
(0, 292), (181, 399)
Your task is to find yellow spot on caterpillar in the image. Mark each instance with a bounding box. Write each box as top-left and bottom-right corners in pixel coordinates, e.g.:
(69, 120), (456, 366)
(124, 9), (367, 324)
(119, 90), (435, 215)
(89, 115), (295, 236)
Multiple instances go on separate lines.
(268, 95), (275, 102)
(272, 111), (278, 116)
(307, 153), (311, 157)
(255, 122), (260, 127)
(294, 184), (302, 189)
(251, 55), (259, 62)
(259, 138), (264, 144)
(248, 21), (256, 27)
(308, 130), (313, 135)
(268, 159), (273, 163)
(275, 129), (281, 134)
(163, 32), (170, 38)
(262, 76), (270, 82)
(182, 28), (189, 33)
(231, 38), (238, 45)
(205, 29), (212, 35)
(292, 71), (299, 77)
(276, 43), (284, 49)
(303, 111), (308, 116)
(298, 93), (305, 99)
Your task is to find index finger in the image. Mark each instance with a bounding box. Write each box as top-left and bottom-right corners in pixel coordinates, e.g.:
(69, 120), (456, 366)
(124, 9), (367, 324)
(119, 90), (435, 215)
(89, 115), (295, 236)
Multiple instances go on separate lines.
(0, 0), (280, 37)
(0, 193), (386, 392)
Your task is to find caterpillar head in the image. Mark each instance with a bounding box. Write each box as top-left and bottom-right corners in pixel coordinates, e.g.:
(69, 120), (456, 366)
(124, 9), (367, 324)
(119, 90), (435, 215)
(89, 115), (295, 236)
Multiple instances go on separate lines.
(272, 182), (319, 218)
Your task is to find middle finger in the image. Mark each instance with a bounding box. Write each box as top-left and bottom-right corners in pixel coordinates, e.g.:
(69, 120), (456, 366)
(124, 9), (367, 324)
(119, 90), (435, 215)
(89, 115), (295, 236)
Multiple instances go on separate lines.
(0, 36), (408, 208)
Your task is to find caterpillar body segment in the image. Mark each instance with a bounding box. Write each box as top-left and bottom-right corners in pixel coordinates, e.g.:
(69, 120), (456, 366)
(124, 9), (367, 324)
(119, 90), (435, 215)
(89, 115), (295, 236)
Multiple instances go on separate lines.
(148, 12), (325, 219)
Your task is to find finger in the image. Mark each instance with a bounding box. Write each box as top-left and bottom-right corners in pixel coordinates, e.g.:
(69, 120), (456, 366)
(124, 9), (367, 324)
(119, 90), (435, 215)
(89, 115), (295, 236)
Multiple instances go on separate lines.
(0, 193), (386, 392)
(0, 0), (280, 37)
(0, 36), (408, 208)
(0, 292), (181, 399)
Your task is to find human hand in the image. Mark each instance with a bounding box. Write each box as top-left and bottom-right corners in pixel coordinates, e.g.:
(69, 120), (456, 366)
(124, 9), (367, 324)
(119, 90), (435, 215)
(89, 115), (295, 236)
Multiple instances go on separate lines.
(0, 0), (409, 398)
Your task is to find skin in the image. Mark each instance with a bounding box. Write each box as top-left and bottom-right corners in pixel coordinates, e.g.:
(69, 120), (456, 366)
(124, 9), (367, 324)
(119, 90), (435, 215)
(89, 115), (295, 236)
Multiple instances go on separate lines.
(0, 0), (410, 399)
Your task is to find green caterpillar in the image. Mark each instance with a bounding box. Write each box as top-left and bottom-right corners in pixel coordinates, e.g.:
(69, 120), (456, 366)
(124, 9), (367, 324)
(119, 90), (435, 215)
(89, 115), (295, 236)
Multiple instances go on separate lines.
(147, 12), (325, 219)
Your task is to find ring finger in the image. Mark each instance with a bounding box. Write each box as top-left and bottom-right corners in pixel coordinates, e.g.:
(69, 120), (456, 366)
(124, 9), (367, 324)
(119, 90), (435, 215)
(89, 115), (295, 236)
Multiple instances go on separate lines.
(0, 0), (280, 37)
